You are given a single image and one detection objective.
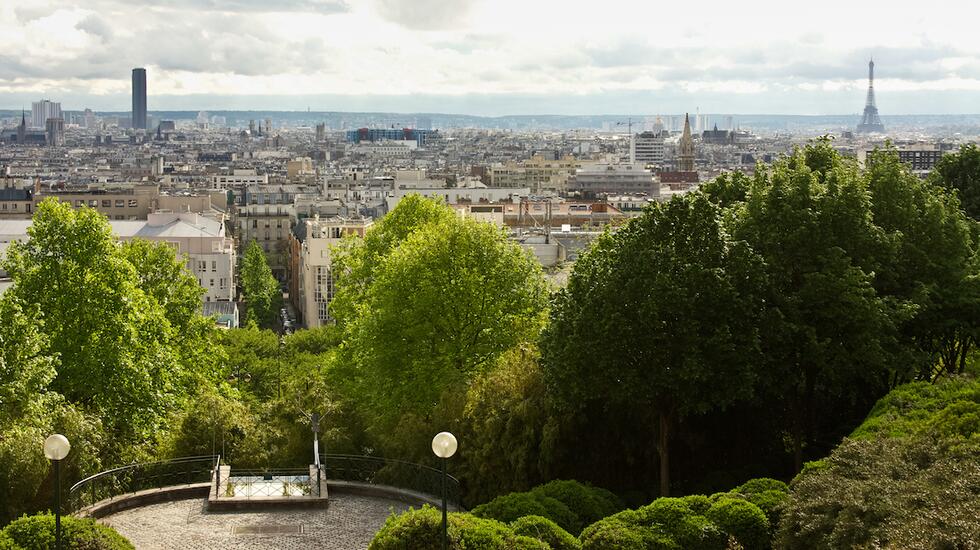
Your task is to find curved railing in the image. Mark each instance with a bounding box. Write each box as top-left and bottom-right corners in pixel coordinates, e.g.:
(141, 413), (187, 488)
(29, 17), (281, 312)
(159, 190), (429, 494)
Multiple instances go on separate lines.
(67, 454), (462, 513)
(67, 455), (218, 513)
(320, 453), (463, 510)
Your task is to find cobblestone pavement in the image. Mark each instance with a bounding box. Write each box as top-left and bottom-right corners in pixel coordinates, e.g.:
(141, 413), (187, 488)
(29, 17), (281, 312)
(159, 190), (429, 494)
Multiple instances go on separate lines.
(101, 494), (411, 550)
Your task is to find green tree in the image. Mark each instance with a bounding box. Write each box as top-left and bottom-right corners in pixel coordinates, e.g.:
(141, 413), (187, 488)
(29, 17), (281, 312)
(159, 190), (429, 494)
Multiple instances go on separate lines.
(240, 240), (281, 329)
(331, 194), (457, 327)
(542, 193), (765, 496)
(729, 144), (899, 472)
(868, 147), (980, 378)
(929, 143), (980, 220)
(341, 209), (548, 434)
(0, 295), (56, 424)
(2, 199), (208, 456)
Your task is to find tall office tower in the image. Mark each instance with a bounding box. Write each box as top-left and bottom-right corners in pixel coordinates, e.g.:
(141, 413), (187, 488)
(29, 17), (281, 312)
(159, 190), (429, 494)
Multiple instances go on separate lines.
(678, 113), (695, 172)
(45, 118), (65, 146)
(132, 68), (147, 130)
(264, 118), (272, 134)
(31, 100), (62, 129)
(856, 59), (885, 134)
(315, 123), (326, 142)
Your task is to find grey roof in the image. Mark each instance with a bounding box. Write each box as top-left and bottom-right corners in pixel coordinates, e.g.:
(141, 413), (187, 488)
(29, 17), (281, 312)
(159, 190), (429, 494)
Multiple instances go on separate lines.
(202, 301), (238, 316)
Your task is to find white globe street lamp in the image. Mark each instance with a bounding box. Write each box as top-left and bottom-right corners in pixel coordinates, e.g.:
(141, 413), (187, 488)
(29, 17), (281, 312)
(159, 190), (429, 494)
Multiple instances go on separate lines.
(431, 432), (457, 550)
(43, 434), (71, 550)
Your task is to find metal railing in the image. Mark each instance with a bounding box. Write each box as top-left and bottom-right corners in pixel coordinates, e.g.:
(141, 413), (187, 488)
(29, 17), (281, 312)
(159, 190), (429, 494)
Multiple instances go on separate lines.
(217, 469), (315, 499)
(67, 455), (218, 513)
(320, 454), (463, 509)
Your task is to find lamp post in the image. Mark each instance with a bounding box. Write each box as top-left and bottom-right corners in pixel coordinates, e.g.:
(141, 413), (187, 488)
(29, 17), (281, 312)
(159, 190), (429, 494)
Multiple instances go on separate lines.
(431, 432), (457, 550)
(43, 434), (71, 550)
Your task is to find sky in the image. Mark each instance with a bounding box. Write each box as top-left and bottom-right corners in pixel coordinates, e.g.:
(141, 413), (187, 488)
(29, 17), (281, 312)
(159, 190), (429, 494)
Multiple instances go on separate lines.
(1, 0), (979, 116)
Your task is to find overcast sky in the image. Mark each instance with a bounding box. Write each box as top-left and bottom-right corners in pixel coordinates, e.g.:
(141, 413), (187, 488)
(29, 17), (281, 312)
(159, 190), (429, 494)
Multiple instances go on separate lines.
(1, 0), (979, 115)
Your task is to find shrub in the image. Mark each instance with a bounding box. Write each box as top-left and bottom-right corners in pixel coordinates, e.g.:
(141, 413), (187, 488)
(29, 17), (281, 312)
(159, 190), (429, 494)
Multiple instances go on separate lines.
(705, 497), (769, 550)
(579, 517), (675, 550)
(511, 516), (581, 550)
(531, 480), (623, 530)
(370, 505), (530, 550)
(0, 532), (19, 550)
(1, 513), (134, 550)
(513, 535), (550, 549)
(635, 498), (726, 550)
(471, 492), (578, 534)
(680, 494), (711, 514)
(777, 436), (980, 549)
(744, 490), (787, 537)
(731, 478), (788, 497)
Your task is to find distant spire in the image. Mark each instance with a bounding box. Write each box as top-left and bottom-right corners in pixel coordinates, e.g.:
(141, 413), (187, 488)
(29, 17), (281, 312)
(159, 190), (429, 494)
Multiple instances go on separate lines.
(856, 58), (885, 133)
(678, 114), (695, 172)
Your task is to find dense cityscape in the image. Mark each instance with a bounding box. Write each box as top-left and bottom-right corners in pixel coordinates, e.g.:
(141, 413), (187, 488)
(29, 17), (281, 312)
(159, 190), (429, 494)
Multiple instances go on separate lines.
(1, 1), (979, 549)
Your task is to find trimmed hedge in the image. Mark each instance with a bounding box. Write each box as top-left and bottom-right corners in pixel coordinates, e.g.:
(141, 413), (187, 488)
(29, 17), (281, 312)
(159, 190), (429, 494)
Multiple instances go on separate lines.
(0, 532), (18, 550)
(511, 515), (580, 550)
(370, 505), (546, 550)
(635, 499), (726, 550)
(1, 514), (134, 550)
(471, 492), (578, 534)
(472, 479), (624, 537)
(532, 480), (622, 528)
(579, 517), (675, 550)
(705, 497), (770, 550)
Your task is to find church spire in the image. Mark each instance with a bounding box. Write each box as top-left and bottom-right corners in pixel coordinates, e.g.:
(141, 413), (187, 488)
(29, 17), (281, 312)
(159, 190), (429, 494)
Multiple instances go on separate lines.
(678, 113), (695, 172)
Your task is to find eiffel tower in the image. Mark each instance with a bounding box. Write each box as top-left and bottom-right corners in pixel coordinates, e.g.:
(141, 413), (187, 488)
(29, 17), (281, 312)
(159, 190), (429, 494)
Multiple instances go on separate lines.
(856, 59), (885, 133)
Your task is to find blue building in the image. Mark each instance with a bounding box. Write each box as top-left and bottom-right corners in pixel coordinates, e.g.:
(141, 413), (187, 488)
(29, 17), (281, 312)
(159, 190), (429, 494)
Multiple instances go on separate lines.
(345, 128), (434, 147)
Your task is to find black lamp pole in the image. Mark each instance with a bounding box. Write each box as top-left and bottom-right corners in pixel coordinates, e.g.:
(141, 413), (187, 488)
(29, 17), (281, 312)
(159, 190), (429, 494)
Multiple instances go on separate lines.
(441, 457), (448, 550)
(54, 458), (62, 550)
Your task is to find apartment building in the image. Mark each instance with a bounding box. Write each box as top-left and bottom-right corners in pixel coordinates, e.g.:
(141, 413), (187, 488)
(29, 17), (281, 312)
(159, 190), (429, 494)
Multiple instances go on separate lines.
(291, 217), (373, 327)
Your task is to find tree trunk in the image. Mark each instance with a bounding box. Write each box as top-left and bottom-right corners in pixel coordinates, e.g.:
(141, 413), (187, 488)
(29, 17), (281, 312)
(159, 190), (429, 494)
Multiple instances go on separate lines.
(657, 411), (672, 497)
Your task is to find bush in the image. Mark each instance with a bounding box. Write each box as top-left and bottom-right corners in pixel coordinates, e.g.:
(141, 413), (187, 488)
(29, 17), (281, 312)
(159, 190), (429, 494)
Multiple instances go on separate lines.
(513, 535), (550, 549)
(680, 494), (711, 514)
(472, 491), (578, 535)
(777, 436), (980, 549)
(1, 513), (134, 550)
(579, 517), (675, 550)
(0, 532), (19, 550)
(531, 480), (623, 531)
(370, 505), (533, 550)
(705, 498), (769, 550)
(731, 478), (788, 497)
(511, 516), (580, 550)
(635, 498), (726, 550)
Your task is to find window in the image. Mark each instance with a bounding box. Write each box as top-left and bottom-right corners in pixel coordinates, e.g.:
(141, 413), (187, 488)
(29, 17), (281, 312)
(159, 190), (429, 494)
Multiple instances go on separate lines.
(89, 200), (98, 207)
(220, 278), (226, 288)
(102, 200), (111, 207)
(211, 261), (217, 272)
(115, 200), (124, 207)
(75, 200), (84, 207)
(209, 279), (214, 287)
(10, 203), (16, 210)
(2, 203), (6, 210)
(128, 200), (137, 207)
(252, 220), (258, 228)
(198, 261), (206, 271)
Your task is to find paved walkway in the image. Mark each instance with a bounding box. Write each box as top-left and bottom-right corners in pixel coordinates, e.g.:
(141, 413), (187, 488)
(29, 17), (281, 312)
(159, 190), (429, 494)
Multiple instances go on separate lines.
(101, 494), (411, 549)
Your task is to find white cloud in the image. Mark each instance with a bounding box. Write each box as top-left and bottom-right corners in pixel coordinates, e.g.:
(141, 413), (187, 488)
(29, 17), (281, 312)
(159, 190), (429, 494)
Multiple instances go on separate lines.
(0, 0), (979, 113)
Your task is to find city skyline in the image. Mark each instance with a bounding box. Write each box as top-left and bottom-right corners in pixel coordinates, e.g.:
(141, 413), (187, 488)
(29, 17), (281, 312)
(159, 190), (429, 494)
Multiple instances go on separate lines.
(1, 1), (980, 116)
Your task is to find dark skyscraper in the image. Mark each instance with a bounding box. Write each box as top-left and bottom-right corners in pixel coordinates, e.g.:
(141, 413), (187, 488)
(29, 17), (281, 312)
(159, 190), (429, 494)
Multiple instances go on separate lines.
(132, 68), (147, 130)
